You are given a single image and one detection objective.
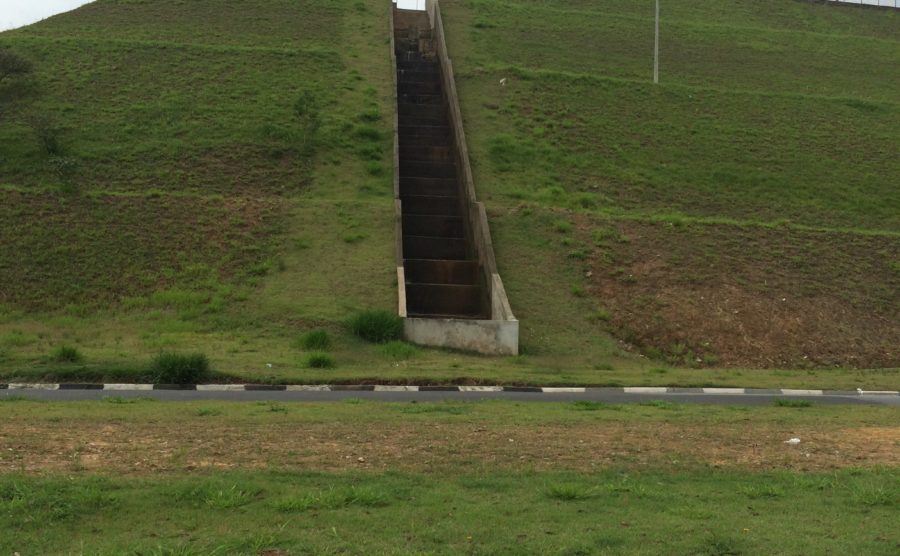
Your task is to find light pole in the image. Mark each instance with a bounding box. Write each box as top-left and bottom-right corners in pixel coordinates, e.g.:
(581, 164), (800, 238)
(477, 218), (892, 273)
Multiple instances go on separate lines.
(653, 0), (660, 84)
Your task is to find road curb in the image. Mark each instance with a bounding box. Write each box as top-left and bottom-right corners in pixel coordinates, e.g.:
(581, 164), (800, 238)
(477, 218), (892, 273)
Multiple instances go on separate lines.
(0, 384), (897, 396)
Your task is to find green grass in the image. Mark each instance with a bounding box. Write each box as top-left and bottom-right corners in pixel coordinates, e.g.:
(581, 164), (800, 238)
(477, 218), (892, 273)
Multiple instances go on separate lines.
(0, 468), (896, 554)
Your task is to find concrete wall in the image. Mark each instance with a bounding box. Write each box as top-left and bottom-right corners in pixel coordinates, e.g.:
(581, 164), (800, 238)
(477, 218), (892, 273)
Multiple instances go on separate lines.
(405, 317), (519, 356)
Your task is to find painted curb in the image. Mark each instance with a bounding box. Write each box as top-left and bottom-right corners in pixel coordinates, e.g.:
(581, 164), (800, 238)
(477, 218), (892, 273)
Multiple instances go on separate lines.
(1, 384), (897, 396)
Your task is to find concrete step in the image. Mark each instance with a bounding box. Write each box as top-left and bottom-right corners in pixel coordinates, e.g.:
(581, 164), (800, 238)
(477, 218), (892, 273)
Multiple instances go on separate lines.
(403, 235), (469, 260)
(398, 71), (441, 84)
(397, 61), (439, 72)
(399, 81), (442, 95)
(400, 145), (453, 163)
(398, 102), (446, 119)
(404, 259), (480, 285)
(395, 51), (434, 64)
(403, 214), (465, 238)
(400, 160), (457, 179)
(399, 113), (446, 127)
(400, 177), (458, 197)
(405, 283), (485, 318)
(399, 134), (451, 149)
(401, 194), (460, 216)
(398, 93), (443, 105)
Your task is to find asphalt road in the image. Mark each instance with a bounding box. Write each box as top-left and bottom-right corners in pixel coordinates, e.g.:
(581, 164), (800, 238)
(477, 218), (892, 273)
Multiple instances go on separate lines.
(2, 389), (897, 406)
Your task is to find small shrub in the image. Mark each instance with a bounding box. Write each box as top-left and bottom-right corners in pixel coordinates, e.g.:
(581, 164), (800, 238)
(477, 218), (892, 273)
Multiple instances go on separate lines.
(346, 309), (403, 343)
(589, 308), (610, 322)
(293, 89), (322, 154)
(381, 341), (419, 360)
(0, 48), (32, 82)
(553, 220), (572, 234)
(343, 232), (367, 244)
(50, 345), (82, 363)
(151, 352), (209, 384)
(306, 352), (335, 369)
(29, 116), (63, 155)
(545, 483), (595, 501)
(365, 161), (384, 176)
(297, 329), (332, 351)
(774, 399), (812, 408)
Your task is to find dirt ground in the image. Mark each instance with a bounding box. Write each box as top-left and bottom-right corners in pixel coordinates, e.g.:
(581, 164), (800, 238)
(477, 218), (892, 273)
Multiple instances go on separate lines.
(1, 420), (897, 475)
(583, 219), (900, 369)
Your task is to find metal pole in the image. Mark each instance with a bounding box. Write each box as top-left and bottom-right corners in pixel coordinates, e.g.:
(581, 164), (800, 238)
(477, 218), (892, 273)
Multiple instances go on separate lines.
(653, 0), (659, 84)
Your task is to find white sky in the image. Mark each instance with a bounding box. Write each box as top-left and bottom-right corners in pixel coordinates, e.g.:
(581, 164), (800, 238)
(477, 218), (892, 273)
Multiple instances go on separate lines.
(0, 0), (94, 32)
(395, 0), (426, 10)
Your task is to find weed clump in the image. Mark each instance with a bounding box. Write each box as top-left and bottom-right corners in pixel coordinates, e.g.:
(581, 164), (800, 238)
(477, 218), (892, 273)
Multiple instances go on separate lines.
(306, 352), (335, 369)
(545, 483), (596, 501)
(150, 352), (209, 384)
(50, 345), (82, 363)
(346, 309), (403, 343)
(380, 341), (418, 360)
(297, 329), (332, 351)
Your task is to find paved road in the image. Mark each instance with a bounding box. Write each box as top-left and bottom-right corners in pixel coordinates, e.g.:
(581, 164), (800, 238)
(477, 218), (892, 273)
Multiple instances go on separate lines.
(3, 388), (897, 406)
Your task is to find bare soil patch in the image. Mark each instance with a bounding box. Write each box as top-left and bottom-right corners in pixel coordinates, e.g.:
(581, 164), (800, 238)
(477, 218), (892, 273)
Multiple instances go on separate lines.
(584, 219), (900, 368)
(1, 420), (896, 475)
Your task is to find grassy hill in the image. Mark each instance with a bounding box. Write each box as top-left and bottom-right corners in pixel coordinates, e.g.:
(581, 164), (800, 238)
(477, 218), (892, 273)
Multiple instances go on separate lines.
(0, 0), (897, 387)
(442, 0), (899, 371)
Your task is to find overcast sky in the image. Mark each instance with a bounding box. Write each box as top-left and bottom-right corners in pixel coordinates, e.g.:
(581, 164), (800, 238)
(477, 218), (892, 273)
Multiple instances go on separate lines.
(0, 0), (94, 31)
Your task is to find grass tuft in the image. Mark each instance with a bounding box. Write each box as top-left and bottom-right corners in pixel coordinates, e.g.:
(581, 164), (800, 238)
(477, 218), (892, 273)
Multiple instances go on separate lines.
(50, 345), (82, 364)
(380, 341), (419, 360)
(346, 309), (403, 344)
(150, 352), (209, 384)
(297, 329), (332, 351)
(305, 352), (335, 369)
(545, 483), (596, 501)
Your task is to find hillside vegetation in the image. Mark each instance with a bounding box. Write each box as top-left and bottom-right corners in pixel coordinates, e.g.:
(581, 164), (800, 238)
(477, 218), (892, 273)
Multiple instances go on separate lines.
(442, 0), (899, 369)
(0, 0), (897, 386)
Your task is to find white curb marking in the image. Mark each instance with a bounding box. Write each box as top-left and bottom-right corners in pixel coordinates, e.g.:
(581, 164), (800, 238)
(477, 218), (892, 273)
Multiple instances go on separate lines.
(781, 389), (824, 396)
(197, 384), (246, 391)
(9, 383), (59, 390)
(624, 387), (668, 394)
(374, 385), (420, 392)
(459, 386), (503, 392)
(541, 387), (587, 393)
(286, 385), (332, 391)
(103, 384), (154, 391)
(702, 388), (746, 395)
(857, 390), (900, 396)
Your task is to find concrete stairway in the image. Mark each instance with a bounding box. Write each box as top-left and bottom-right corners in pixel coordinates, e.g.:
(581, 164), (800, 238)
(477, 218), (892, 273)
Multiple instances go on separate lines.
(395, 26), (488, 319)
